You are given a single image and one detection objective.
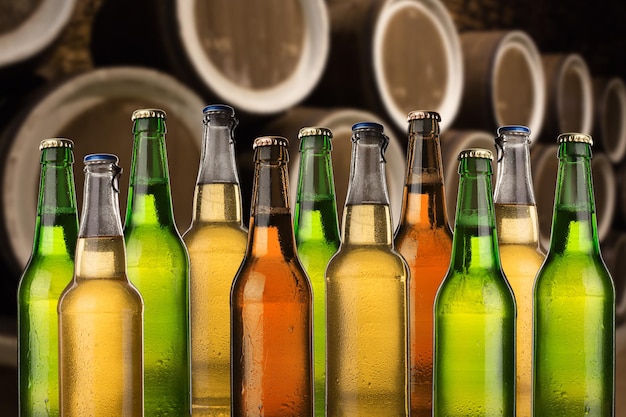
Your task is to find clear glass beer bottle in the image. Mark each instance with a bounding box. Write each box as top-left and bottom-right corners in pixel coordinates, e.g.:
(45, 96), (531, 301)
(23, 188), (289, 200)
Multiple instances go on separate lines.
(533, 133), (614, 417)
(293, 126), (341, 417)
(493, 125), (544, 417)
(326, 122), (409, 417)
(182, 104), (247, 416)
(123, 108), (191, 416)
(433, 149), (516, 417)
(231, 136), (313, 416)
(394, 111), (452, 417)
(58, 154), (143, 417)
(18, 138), (78, 417)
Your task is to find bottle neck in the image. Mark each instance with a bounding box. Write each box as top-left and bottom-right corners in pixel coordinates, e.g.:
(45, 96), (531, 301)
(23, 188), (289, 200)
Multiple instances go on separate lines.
(79, 163), (123, 238)
(125, 118), (175, 226)
(450, 158), (502, 271)
(33, 147), (79, 256)
(549, 142), (600, 254)
(493, 135), (536, 205)
(294, 135), (340, 244)
(248, 145), (297, 258)
(192, 116), (242, 224)
(343, 132), (393, 246)
(398, 124), (449, 227)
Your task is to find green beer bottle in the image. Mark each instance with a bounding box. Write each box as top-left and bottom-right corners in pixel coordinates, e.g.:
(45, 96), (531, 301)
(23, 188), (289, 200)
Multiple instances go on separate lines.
(434, 148), (516, 417)
(59, 154), (143, 417)
(393, 111), (452, 417)
(124, 109), (191, 416)
(533, 133), (615, 417)
(326, 122), (409, 417)
(294, 126), (341, 417)
(493, 125), (545, 417)
(183, 104), (247, 416)
(18, 138), (78, 417)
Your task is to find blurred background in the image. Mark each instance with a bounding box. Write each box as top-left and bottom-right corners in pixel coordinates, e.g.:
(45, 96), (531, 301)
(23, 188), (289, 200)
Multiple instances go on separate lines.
(1, 0), (626, 414)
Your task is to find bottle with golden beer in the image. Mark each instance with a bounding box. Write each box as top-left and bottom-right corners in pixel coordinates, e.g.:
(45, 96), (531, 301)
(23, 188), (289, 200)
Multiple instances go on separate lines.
(182, 104), (247, 416)
(434, 149), (515, 417)
(294, 126), (341, 417)
(58, 154), (143, 417)
(533, 133), (614, 416)
(231, 136), (313, 416)
(124, 108), (191, 417)
(394, 111), (452, 417)
(326, 122), (409, 417)
(18, 139), (78, 417)
(493, 125), (544, 417)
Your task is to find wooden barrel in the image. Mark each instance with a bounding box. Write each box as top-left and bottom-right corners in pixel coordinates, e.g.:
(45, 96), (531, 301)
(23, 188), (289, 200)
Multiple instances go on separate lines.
(307, 0), (463, 131)
(540, 53), (594, 141)
(439, 130), (497, 225)
(454, 31), (546, 138)
(531, 144), (615, 249)
(593, 77), (626, 164)
(91, 0), (329, 115)
(250, 107), (407, 228)
(0, 0), (76, 69)
(0, 67), (205, 276)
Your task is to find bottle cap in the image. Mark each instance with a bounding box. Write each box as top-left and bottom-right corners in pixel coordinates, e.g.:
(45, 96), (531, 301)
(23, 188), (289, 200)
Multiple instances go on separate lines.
(558, 132), (593, 146)
(253, 136), (289, 149)
(131, 108), (166, 121)
(298, 127), (333, 139)
(497, 125), (531, 135)
(39, 138), (74, 150)
(407, 110), (441, 122)
(203, 104), (235, 117)
(351, 121), (384, 132)
(84, 153), (119, 163)
(458, 148), (494, 161)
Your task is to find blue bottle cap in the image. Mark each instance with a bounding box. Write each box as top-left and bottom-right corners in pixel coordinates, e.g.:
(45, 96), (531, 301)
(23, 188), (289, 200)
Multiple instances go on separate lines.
(351, 121), (384, 132)
(203, 104), (235, 116)
(497, 125), (531, 135)
(84, 153), (119, 163)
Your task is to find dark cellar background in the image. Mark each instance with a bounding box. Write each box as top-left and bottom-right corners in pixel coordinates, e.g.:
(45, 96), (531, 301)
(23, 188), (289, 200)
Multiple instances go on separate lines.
(1, 0), (626, 414)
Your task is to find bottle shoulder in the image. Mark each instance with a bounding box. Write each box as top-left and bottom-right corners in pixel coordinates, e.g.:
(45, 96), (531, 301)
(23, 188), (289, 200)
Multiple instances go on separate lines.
(436, 270), (515, 314)
(326, 245), (408, 279)
(183, 221), (248, 245)
(232, 257), (312, 302)
(18, 258), (75, 300)
(535, 252), (614, 295)
(58, 278), (143, 313)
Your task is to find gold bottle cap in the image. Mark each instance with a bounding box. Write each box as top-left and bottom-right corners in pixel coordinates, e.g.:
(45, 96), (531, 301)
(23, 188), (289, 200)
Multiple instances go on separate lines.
(557, 133), (593, 146)
(253, 136), (289, 149)
(39, 138), (74, 150)
(131, 108), (167, 121)
(298, 127), (333, 139)
(407, 110), (441, 122)
(458, 148), (493, 161)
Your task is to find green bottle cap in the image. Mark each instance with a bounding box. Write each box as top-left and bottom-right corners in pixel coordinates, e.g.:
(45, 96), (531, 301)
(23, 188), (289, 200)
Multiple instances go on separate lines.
(458, 148), (493, 161)
(131, 108), (167, 121)
(253, 136), (289, 149)
(557, 133), (593, 146)
(298, 127), (333, 139)
(39, 138), (74, 150)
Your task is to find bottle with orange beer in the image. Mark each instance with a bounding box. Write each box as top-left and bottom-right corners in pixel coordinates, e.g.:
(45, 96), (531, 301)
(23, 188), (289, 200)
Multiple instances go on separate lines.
(394, 111), (452, 417)
(231, 136), (313, 416)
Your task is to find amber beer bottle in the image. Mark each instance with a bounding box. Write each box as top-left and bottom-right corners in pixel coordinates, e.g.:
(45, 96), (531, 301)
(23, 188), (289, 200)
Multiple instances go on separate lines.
(493, 125), (544, 417)
(183, 104), (247, 416)
(533, 133), (615, 416)
(123, 108), (191, 416)
(394, 111), (452, 417)
(326, 122), (409, 417)
(18, 139), (78, 417)
(58, 154), (143, 417)
(293, 126), (341, 417)
(433, 149), (515, 417)
(231, 136), (313, 416)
